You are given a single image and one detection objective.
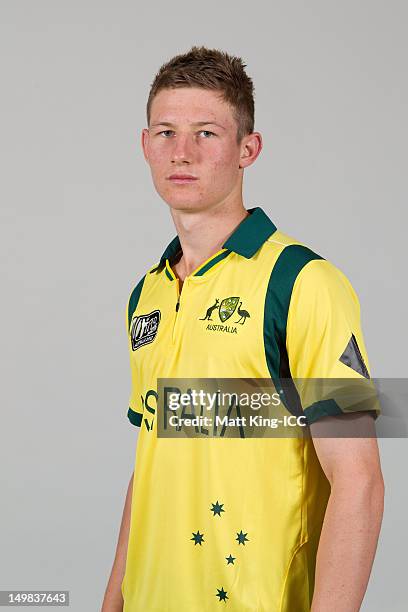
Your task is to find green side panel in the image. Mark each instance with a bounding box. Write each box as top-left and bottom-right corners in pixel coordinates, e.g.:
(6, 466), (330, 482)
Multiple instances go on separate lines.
(127, 275), (146, 332)
(263, 244), (324, 378)
(263, 244), (324, 416)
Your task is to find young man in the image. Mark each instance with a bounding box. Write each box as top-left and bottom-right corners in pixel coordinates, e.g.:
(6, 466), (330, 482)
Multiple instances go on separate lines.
(102, 46), (384, 612)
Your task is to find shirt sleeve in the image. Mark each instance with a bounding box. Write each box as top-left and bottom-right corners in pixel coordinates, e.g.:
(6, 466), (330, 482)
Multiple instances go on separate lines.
(286, 258), (380, 424)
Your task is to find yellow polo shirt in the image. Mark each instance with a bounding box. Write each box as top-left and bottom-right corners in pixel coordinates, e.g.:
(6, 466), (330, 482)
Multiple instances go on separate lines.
(121, 207), (378, 611)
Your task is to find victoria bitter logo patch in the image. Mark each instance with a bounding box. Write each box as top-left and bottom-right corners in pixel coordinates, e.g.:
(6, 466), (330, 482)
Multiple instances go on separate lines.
(131, 309), (161, 351)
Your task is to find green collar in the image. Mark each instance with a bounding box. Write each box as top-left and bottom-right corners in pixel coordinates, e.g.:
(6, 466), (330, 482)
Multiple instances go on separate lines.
(155, 207), (277, 272)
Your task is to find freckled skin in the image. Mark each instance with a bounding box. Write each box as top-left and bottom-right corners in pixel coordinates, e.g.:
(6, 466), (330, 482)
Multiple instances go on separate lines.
(141, 88), (262, 214)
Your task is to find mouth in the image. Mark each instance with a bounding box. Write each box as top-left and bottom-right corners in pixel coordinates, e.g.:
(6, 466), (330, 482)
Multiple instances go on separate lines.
(167, 175), (199, 184)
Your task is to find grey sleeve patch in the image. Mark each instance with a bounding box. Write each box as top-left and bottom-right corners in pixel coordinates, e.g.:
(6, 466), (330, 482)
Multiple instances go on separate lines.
(339, 333), (370, 379)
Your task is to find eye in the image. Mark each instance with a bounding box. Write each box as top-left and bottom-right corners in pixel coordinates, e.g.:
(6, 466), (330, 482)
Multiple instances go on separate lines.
(199, 130), (216, 138)
(158, 130), (174, 137)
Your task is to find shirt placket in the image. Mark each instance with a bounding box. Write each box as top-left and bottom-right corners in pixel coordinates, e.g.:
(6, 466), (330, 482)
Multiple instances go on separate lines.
(172, 275), (190, 343)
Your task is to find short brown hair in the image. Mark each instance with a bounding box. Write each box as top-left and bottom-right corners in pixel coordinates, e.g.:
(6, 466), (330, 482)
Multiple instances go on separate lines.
(146, 46), (255, 143)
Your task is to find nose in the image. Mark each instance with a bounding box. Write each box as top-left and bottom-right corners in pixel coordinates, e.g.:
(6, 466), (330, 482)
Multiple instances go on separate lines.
(171, 133), (194, 164)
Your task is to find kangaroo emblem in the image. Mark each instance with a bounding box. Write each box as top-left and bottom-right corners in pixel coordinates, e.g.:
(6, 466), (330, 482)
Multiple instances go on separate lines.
(234, 302), (250, 324)
(199, 299), (220, 321)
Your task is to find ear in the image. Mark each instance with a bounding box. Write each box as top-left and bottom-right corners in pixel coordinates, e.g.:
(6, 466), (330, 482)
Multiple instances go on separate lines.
(141, 128), (150, 163)
(239, 132), (263, 169)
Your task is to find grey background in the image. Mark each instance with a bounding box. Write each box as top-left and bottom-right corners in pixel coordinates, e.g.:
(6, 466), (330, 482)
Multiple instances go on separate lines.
(0, 1), (406, 610)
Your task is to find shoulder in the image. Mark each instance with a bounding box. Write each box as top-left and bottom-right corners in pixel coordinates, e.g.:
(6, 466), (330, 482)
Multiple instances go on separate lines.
(291, 257), (359, 312)
(260, 229), (324, 273)
(128, 260), (161, 295)
(262, 229), (355, 298)
(286, 252), (361, 330)
(126, 261), (161, 330)
(260, 230), (360, 328)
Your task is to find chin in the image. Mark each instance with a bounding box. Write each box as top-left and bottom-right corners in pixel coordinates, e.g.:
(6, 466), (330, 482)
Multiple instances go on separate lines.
(159, 191), (209, 212)
(165, 200), (206, 213)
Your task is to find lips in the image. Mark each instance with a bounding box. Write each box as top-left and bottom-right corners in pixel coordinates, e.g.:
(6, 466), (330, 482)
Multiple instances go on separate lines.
(168, 174), (198, 183)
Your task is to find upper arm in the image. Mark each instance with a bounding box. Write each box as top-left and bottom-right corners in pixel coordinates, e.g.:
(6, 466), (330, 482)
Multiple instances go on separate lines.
(286, 259), (381, 424)
(287, 258), (370, 379)
(310, 412), (383, 487)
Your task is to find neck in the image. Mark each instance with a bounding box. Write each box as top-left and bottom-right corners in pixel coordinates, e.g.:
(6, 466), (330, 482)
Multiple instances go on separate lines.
(169, 199), (249, 281)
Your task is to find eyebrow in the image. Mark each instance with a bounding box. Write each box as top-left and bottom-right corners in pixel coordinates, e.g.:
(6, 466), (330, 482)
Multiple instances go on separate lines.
(150, 121), (226, 130)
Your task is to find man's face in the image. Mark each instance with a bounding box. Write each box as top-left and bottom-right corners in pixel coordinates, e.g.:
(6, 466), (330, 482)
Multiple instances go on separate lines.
(142, 87), (261, 213)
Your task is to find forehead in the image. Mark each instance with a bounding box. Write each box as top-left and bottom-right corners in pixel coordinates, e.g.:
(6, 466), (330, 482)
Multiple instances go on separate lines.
(149, 87), (236, 126)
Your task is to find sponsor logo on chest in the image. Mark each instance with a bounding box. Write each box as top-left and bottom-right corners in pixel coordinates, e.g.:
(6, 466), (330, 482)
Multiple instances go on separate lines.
(130, 309), (161, 350)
